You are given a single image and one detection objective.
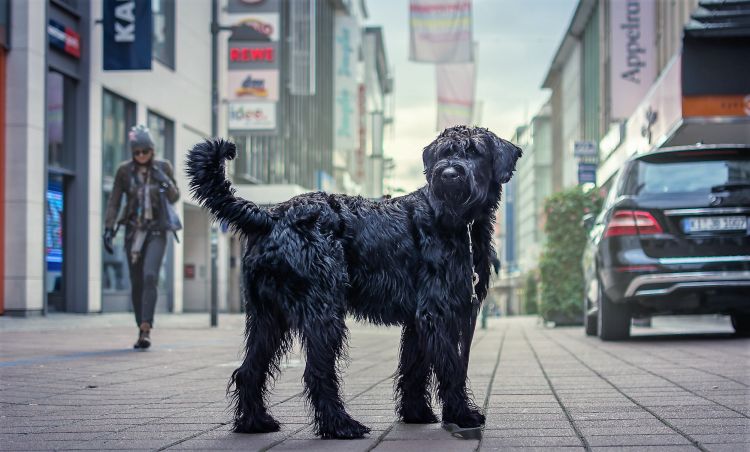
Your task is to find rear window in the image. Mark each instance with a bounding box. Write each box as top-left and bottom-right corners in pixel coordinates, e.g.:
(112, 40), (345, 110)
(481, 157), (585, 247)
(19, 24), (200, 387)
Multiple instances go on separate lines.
(623, 151), (750, 196)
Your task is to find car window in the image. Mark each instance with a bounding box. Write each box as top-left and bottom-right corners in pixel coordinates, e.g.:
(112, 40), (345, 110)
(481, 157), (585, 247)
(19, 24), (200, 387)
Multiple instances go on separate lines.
(624, 154), (750, 195)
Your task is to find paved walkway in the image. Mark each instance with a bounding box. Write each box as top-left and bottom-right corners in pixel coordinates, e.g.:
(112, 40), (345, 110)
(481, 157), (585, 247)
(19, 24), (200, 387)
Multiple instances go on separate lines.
(1, 314), (748, 451)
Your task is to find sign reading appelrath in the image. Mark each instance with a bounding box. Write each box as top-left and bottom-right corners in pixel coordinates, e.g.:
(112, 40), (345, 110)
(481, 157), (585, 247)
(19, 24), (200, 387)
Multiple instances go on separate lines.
(609, 0), (656, 120)
(102, 0), (152, 70)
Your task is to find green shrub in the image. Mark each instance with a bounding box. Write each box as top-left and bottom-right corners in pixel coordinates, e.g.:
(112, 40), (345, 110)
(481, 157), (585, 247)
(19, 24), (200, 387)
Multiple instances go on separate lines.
(538, 186), (603, 325)
(523, 271), (539, 315)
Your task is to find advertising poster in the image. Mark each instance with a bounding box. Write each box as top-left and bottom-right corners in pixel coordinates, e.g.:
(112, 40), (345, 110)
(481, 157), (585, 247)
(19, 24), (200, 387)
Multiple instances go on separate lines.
(228, 102), (276, 131)
(228, 70), (279, 102)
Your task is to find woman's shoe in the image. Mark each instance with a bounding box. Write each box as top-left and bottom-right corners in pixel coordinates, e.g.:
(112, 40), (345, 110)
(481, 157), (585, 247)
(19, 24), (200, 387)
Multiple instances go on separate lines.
(133, 328), (143, 349)
(138, 322), (152, 349)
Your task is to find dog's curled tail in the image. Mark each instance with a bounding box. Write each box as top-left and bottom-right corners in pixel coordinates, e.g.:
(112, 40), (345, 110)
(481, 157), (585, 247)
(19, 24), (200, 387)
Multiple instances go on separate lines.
(186, 138), (273, 235)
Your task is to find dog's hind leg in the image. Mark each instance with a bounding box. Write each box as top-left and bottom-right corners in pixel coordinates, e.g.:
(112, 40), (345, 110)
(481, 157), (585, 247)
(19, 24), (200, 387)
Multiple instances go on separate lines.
(395, 323), (438, 424)
(300, 312), (370, 439)
(229, 309), (290, 433)
(417, 310), (485, 429)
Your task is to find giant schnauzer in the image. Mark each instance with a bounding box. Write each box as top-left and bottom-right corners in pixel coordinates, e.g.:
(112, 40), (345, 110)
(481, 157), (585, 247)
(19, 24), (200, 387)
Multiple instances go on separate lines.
(186, 126), (521, 439)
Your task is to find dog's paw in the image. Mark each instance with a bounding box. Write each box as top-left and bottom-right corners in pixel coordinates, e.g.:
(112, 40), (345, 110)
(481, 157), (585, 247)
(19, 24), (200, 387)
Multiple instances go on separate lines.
(442, 407), (485, 428)
(318, 415), (371, 439)
(399, 405), (440, 424)
(232, 412), (281, 434)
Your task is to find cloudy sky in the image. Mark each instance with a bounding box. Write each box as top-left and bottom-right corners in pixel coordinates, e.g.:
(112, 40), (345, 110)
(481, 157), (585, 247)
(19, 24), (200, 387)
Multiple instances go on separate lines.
(365, 0), (578, 192)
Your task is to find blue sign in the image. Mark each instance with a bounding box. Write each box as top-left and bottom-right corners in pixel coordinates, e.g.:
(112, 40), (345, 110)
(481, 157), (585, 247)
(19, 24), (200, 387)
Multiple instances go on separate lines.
(578, 163), (597, 185)
(46, 181), (64, 272)
(102, 0), (152, 70)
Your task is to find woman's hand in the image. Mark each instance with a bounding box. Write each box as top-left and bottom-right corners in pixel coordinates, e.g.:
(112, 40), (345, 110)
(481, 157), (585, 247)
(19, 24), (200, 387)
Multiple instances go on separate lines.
(103, 228), (115, 254)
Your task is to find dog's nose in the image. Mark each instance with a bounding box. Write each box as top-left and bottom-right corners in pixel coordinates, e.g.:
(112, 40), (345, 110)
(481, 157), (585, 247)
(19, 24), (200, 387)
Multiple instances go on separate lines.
(441, 167), (460, 181)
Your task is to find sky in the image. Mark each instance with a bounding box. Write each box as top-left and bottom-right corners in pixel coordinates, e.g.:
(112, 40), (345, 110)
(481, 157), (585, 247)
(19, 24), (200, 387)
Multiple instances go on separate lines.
(365, 0), (579, 193)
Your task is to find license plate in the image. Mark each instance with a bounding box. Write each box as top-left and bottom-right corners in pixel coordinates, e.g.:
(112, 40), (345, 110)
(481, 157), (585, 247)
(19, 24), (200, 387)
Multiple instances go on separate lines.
(683, 216), (747, 233)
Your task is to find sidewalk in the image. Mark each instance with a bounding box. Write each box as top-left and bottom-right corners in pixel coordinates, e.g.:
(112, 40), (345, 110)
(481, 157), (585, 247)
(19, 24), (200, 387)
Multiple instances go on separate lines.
(1, 314), (748, 451)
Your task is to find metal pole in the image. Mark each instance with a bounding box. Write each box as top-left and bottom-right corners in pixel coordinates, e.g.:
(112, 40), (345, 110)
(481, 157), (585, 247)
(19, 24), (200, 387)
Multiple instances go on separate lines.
(209, 0), (219, 327)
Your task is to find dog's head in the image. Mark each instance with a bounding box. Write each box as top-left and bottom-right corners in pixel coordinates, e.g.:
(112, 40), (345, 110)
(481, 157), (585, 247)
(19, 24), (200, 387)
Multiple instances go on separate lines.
(422, 126), (522, 218)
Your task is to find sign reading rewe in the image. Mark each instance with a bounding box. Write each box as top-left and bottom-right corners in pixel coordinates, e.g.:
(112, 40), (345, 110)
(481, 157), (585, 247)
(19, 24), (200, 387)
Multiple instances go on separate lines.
(103, 0), (152, 70)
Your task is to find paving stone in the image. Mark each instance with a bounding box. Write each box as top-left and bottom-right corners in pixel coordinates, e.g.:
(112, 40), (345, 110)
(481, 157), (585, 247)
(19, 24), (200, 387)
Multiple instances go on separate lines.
(1, 314), (748, 450)
(374, 439), (479, 451)
(586, 434), (692, 447)
(480, 435), (583, 447)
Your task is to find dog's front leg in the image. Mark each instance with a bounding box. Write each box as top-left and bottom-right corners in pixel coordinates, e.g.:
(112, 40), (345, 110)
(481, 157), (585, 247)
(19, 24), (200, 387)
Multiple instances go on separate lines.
(416, 304), (485, 428)
(395, 322), (439, 424)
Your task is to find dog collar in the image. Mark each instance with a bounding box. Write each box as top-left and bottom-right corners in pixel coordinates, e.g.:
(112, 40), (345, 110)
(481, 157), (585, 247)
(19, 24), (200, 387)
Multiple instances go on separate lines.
(467, 221), (479, 305)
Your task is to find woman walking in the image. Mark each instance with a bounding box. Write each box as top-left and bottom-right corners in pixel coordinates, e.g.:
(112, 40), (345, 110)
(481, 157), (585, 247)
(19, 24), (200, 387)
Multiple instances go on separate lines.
(103, 125), (180, 349)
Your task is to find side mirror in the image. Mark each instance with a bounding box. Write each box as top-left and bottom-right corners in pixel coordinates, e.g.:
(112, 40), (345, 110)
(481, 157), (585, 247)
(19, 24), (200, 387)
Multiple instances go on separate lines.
(582, 213), (595, 230)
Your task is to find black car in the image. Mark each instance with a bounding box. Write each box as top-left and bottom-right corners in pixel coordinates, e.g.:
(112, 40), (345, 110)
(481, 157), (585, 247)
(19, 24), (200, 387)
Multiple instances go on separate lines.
(582, 145), (750, 340)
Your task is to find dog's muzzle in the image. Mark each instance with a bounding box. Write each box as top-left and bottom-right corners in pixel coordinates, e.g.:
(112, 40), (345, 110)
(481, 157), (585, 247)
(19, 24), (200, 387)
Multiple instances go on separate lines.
(440, 166), (465, 184)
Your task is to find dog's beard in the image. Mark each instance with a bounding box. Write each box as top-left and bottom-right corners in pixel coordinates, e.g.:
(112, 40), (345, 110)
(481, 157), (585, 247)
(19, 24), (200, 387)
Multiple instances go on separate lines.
(428, 163), (486, 219)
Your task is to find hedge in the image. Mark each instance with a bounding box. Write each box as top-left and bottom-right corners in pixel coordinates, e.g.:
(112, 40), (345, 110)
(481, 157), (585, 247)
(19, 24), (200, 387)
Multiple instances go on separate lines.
(538, 186), (603, 325)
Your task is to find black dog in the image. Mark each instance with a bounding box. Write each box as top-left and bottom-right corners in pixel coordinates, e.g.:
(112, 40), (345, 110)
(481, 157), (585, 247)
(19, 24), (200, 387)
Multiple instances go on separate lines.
(186, 126), (521, 439)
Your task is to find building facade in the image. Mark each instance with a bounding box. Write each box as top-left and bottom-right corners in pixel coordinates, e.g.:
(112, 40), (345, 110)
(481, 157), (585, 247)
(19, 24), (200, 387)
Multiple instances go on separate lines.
(3, 0), (391, 316)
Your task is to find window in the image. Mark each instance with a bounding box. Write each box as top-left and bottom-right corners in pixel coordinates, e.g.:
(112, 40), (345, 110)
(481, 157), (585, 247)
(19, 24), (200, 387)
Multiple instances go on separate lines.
(624, 153), (750, 196)
(101, 90), (135, 296)
(147, 111), (174, 162)
(47, 71), (79, 171)
(102, 90), (136, 184)
(152, 0), (175, 68)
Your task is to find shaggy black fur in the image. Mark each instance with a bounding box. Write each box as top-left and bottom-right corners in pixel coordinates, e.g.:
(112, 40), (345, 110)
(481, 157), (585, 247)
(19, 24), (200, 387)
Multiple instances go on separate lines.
(186, 126), (521, 439)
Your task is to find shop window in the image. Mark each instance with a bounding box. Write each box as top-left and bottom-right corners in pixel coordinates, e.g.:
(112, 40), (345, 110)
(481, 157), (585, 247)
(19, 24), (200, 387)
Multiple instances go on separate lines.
(147, 110), (174, 162)
(153, 0), (175, 69)
(47, 71), (76, 171)
(101, 90), (135, 297)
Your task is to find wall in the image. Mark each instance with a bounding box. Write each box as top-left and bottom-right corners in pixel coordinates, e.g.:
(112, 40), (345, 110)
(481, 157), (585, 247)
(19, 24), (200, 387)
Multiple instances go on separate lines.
(88, 0), (213, 313)
(4, 0), (45, 314)
(560, 44), (582, 188)
(182, 207), (209, 312)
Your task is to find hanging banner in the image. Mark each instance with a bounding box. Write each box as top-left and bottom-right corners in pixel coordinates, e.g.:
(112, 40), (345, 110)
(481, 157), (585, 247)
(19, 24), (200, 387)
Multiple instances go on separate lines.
(334, 13), (360, 160)
(102, 0), (152, 70)
(436, 60), (475, 130)
(609, 0), (656, 119)
(409, 0), (473, 63)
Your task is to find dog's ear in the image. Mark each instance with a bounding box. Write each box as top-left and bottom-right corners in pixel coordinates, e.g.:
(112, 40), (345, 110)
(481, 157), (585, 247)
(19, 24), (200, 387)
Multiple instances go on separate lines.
(422, 142), (437, 175)
(490, 135), (522, 185)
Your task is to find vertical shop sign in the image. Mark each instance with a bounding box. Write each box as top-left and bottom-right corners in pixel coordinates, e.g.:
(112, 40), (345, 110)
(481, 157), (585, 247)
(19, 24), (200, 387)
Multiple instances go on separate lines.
(609, 0), (656, 119)
(334, 13), (360, 160)
(227, 0), (281, 133)
(102, 0), (153, 70)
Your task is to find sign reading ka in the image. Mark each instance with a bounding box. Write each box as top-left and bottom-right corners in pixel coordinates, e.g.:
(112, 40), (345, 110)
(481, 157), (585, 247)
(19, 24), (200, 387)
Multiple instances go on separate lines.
(103, 0), (153, 70)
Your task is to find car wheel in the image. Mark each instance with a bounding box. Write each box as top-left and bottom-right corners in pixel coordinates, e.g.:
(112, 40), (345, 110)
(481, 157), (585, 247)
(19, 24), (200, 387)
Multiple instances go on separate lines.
(584, 297), (598, 336)
(597, 279), (630, 341)
(731, 314), (750, 337)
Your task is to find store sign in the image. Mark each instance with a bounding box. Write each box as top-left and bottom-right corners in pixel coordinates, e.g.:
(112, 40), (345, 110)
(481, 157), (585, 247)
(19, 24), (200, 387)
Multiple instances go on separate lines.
(609, 0), (656, 120)
(48, 20), (81, 58)
(573, 140), (598, 158)
(683, 94), (750, 118)
(228, 13), (279, 41)
(228, 102), (276, 131)
(228, 70), (279, 102)
(334, 13), (360, 158)
(227, 0), (280, 134)
(229, 46), (275, 63)
(102, 0), (153, 70)
(578, 163), (597, 185)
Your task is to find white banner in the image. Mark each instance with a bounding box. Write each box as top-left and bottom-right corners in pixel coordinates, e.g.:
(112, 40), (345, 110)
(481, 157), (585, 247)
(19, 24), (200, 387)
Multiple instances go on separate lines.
(436, 60), (475, 130)
(228, 102), (276, 131)
(610, 0), (656, 120)
(334, 13), (360, 154)
(409, 0), (473, 63)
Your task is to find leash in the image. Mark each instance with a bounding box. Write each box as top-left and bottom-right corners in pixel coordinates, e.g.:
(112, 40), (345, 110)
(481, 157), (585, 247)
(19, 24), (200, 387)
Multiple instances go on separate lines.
(467, 221), (479, 305)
